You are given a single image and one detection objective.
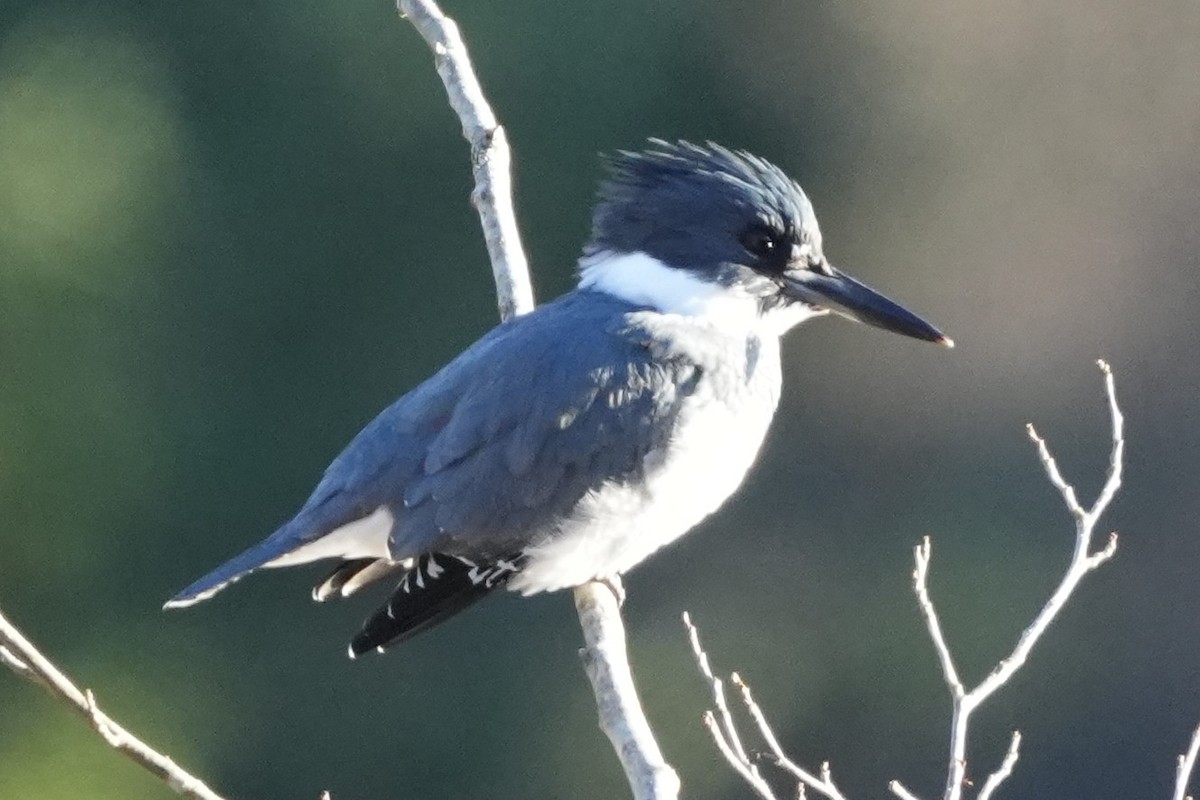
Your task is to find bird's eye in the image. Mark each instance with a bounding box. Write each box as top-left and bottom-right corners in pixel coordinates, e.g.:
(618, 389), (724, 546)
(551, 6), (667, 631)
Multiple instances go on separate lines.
(739, 227), (782, 261)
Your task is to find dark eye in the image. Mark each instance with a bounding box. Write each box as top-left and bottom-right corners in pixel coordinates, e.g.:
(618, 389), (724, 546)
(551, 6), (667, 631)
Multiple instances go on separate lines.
(739, 226), (783, 261)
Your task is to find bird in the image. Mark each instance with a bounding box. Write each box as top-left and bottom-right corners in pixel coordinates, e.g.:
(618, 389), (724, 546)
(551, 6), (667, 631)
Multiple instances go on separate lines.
(165, 140), (951, 657)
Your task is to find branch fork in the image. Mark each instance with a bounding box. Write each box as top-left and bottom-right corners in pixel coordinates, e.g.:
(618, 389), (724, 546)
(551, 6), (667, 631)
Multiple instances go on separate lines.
(696, 360), (1139, 800)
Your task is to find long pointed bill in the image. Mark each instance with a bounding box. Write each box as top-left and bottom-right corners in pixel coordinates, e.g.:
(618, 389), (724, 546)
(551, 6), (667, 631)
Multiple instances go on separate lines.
(782, 264), (953, 346)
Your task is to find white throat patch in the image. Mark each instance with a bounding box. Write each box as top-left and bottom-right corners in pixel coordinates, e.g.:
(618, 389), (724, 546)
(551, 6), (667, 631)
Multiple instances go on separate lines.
(578, 250), (820, 336)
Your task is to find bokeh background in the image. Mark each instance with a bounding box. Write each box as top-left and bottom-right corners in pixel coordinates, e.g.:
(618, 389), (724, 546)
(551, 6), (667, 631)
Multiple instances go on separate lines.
(1, 0), (1197, 797)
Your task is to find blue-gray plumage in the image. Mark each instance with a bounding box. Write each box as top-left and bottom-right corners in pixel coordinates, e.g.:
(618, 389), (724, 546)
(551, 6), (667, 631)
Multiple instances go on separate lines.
(166, 141), (951, 656)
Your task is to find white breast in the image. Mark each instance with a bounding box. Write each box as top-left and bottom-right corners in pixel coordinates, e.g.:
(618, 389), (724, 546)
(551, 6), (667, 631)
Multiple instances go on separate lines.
(509, 330), (783, 595)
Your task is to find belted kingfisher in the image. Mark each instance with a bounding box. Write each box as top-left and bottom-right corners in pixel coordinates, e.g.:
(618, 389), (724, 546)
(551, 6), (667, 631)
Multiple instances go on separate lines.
(166, 141), (950, 656)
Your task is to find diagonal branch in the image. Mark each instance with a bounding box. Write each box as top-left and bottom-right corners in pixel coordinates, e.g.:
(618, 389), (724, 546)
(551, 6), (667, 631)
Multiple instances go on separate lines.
(395, 2), (677, 797)
(1173, 724), (1200, 800)
(912, 537), (963, 699)
(895, 359), (1125, 800)
(0, 606), (227, 800)
(397, 0), (533, 322)
(683, 613), (775, 800)
(976, 731), (1021, 800)
(576, 584), (681, 799)
(684, 613), (848, 800)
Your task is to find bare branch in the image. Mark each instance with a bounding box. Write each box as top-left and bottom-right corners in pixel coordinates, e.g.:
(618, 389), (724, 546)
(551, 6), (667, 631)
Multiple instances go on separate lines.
(976, 731), (1021, 800)
(889, 781), (925, 800)
(704, 711), (777, 800)
(971, 362), (1123, 701)
(683, 611), (774, 798)
(1091, 360), (1125, 519)
(0, 643), (40, 684)
(396, 0), (534, 321)
(900, 360), (1125, 800)
(683, 613), (756, 771)
(1173, 724), (1200, 800)
(576, 583), (681, 799)
(684, 614), (850, 800)
(0, 606), (227, 800)
(912, 538), (964, 698)
(1025, 422), (1085, 519)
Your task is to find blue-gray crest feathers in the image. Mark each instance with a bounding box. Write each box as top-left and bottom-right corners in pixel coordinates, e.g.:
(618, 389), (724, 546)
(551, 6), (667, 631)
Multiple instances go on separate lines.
(587, 140), (817, 270)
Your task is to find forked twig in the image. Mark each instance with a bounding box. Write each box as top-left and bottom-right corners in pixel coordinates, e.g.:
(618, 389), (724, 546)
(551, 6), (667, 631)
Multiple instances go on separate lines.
(893, 360), (1124, 800)
(692, 361), (1128, 800)
(976, 732), (1021, 800)
(684, 613), (848, 800)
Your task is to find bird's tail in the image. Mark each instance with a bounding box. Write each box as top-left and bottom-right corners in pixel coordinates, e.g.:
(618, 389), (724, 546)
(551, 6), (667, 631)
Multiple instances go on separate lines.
(162, 536), (287, 609)
(348, 553), (520, 657)
(163, 513), (324, 609)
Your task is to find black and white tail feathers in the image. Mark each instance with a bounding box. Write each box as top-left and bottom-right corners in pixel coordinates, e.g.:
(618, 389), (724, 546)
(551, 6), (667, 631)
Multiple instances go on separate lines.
(332, 553), (525, 658)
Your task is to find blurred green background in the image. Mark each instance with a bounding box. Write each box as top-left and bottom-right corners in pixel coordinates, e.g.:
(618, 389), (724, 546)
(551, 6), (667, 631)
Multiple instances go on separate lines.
(1, 0), (1197, 797)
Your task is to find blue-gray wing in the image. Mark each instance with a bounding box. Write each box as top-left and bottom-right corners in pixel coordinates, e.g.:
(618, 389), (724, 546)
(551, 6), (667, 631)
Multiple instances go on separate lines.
(166, 292), (700, 606)
(323, 291), (703, 559)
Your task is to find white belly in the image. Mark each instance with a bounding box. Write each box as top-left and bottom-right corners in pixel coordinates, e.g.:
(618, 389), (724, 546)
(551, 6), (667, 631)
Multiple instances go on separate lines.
(509, 337), (782, 595)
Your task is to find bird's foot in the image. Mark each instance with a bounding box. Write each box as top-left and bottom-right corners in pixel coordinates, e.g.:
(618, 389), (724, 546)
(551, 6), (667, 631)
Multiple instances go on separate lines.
(597, 574), (626, 607)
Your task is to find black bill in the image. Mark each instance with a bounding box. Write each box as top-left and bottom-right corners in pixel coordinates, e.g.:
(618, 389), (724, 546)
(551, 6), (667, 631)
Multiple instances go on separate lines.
(782, 265), (953, 346)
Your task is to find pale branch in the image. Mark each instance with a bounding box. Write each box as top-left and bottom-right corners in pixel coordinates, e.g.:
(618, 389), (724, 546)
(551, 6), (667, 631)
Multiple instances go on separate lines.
(1, 643), (39, 684)
(894, 359), (1125, 800)
(682, 612), (756, 772)
(912, 538), (963, 697)
(737, 673), (848, 800)
(395, 2), (678, 797)
(976, 732), (1021, 800)
(683, 613), (848, 800)
(703, 711), (776, 800)
(576, 583), (682, 800)
(691, 361), (1126, 800)
(396, 0), (534, 321)
(0, 606), (227, 800)
(1173, 724), (1200, 800)
(683, 612), (774, 800)
(888, 782), (923, 800)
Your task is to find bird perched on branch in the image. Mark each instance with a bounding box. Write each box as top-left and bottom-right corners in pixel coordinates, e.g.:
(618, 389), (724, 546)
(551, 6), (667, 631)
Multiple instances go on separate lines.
(166, 141), (951, 656)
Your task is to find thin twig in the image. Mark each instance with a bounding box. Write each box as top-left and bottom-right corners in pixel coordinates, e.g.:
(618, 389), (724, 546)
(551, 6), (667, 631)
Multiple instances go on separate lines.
(683, 613), (850, 800)
(683, 613), (756, 772)
(888, 781), (924, 800)
(1173, 724), (1200, 800)
(683, 613), (773, 798)
(0, 644), (39, 683)
(976, 731), (1021, 800)
(897, 360), (1124, 800)
(704, 711), (776, 800)
(912, 537), (963, 698)
(739, 675), (849, 800)
(396, 0), (533, 321)
(0, 607), (227, 800)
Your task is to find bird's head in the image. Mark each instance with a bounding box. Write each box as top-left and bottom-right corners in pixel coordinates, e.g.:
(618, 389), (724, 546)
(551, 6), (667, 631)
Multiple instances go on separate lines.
(580, 140), (951, 345)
